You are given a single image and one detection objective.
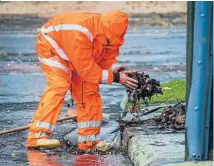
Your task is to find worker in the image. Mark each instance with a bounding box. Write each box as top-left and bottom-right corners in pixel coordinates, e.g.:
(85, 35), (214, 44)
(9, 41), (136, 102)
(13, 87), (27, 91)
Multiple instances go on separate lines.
(27, 10), (138, 151)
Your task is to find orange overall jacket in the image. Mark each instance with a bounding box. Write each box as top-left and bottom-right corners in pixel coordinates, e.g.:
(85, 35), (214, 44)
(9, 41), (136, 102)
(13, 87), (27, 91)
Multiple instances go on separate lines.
(28, 10), (128, 150)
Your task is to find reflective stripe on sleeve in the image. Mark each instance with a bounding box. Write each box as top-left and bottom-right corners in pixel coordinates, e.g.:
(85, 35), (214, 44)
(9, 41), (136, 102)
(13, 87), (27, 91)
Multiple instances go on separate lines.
(101, 70), (108, 84)
(36, 121), (55, 131)
(78, 134), (100, 143)
(110, 63), (122, 71)
(77, 121), (102, 129)
(38, 57), (71, 74)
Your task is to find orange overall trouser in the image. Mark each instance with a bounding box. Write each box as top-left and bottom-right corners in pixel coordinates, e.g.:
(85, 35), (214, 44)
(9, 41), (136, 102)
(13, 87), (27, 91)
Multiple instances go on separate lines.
(27, 10), (128, 151)
(27, 50), (102, 151)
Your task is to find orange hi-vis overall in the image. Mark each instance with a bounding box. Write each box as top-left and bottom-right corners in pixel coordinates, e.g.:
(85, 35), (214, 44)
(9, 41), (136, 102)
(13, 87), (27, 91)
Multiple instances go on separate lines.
(27, 10), (128, 150)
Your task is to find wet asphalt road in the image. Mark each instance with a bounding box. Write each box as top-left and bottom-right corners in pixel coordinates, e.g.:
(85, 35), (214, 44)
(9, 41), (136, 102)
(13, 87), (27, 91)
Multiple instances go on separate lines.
(0, 26), (186, 165)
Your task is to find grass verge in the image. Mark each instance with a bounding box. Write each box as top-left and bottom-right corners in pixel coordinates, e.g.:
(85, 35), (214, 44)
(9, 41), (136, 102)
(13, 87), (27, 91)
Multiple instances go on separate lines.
(151, 79), (186, 103)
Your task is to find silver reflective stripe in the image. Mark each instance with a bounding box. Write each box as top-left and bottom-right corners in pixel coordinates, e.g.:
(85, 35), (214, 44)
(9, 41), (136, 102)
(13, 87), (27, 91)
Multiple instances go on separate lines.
(28, 132), (48, 138)
(110, 63), (122, 71)
(40, 24), (93, 61)
(36, 121), (55, 131)
(101, 70), (108, 84)
(78, 134), (100, 143)
(40, 30), (69, 61)
(37, 132), (48, 137)
(38, 57), (71, 74)
(41, 24), (93, 42)
(77, 121), (102, 129)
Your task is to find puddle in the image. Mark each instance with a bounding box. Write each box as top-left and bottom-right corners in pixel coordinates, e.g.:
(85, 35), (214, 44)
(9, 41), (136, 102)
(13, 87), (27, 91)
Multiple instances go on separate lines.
(27, 151), (130, 166)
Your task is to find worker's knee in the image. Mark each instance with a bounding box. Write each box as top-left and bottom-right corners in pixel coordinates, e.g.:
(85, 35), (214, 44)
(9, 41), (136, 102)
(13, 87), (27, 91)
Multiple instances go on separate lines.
(38, 78), (70, 111)
(46, 83), (70, 103)
(46, 74), (70, 94)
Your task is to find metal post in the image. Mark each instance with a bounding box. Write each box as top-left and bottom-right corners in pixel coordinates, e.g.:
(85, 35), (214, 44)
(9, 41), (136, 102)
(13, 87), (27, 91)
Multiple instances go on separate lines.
(208, 3), (213, 159)
(185, 2), (195, 160)
(185, 1), (213, 161)
(186, 2), (195, 105)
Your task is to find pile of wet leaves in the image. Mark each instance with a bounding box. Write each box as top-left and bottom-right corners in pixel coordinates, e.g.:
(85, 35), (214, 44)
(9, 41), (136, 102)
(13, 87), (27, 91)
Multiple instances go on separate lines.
(155, 102), (185, 130)
(124, 72), (163, 113)
(127, 72), (163, 103)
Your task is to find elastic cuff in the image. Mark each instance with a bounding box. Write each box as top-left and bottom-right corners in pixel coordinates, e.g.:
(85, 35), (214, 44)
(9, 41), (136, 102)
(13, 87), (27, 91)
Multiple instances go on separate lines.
(113, 72), (120, 83)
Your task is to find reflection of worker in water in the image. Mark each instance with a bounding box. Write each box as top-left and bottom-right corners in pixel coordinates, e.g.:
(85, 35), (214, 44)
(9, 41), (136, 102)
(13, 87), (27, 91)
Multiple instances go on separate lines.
(27, 150), (106, 166)
(27, 150), (61, 166)
(27, 10), (138, 151)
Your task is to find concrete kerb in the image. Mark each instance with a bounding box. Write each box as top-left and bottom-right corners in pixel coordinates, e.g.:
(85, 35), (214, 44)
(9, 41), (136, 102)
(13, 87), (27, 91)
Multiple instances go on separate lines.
(122, 124), (184, 166)
(123, 125), (213, 166)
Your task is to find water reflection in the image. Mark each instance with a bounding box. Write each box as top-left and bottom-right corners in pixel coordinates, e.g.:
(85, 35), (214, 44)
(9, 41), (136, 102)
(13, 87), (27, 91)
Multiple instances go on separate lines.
(27, 150), (125, 166)
(27, 150), (61, 166)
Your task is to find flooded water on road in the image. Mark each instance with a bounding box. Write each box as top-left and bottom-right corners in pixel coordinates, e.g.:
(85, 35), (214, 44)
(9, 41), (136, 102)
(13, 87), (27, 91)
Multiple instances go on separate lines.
(0, 26), (186, 165)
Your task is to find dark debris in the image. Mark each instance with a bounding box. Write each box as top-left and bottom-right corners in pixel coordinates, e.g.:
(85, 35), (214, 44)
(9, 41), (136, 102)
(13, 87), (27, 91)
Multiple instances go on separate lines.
(36, 139), (124, 156)
(155, 102), (185, 130)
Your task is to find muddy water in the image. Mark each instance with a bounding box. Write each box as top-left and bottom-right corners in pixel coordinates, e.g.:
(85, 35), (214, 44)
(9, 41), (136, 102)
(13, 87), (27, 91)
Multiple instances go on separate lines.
(0, 26), (186, 165)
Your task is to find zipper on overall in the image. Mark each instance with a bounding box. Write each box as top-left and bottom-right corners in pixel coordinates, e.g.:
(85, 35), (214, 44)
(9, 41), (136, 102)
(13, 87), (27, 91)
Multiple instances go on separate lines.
(81, 81), (85, 109)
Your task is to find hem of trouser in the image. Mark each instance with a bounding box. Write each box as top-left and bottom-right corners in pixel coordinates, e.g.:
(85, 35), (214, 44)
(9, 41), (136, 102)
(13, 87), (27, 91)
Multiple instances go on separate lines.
(29, 120), (55, 134)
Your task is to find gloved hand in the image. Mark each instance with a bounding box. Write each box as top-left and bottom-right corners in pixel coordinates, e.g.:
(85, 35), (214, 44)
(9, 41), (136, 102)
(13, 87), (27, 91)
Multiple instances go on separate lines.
(119, 70), (138, 89)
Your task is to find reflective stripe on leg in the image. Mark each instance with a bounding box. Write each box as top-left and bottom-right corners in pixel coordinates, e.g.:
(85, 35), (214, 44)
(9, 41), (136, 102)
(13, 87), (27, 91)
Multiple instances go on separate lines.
(77, 121), (102, 129)
(78, 134), (100, 143)
(36, 121), (55, 131)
